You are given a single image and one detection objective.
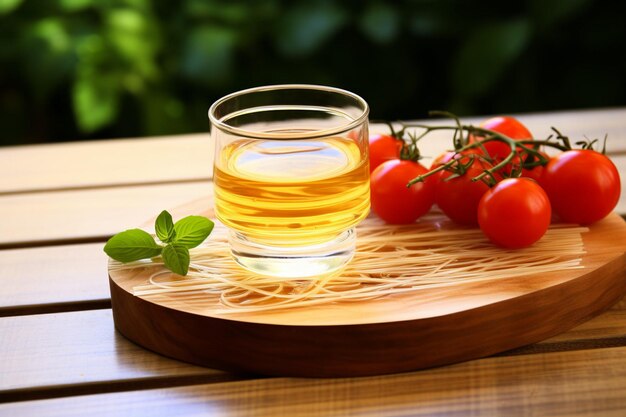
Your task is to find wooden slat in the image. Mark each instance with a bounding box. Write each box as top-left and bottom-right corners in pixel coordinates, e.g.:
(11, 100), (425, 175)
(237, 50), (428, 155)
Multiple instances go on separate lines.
(0, 182), (212, 247)
(1, 297), (625, 401)
(545, 297), (626, 343)
(0, 134), (212, 194)
(519, 107), (626, 152)
(1, 109), (624, 195)
(2, 346), (626, 416)
(0, 310), (235, 402)
(0, 243), (109, 316)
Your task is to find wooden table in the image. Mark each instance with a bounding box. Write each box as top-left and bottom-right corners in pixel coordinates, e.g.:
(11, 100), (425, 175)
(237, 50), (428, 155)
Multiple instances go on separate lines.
(1, 108), (626, 416)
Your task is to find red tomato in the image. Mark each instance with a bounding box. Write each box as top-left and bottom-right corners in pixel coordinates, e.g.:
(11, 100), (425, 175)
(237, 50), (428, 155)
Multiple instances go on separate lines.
(427, 151), (456, 189)
(478, 178), (551, 248)
(470, 116), (533, 163)
(435, 156), (495, 226)
(541, 150), (621, 224)
(369, 134), (403, 173)
(428, 149), (482, 184)
(495, 153), (525, 177)
(494, 149), (549, 180)
(521, 164), (544, 182)
(430, 151), (456, 169)
(519, 150), (550, 182)
(371, 160), (435, 224)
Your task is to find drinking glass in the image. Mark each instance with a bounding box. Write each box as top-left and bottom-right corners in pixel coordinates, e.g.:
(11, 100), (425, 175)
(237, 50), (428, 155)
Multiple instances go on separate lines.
(209, 85), (370, 278)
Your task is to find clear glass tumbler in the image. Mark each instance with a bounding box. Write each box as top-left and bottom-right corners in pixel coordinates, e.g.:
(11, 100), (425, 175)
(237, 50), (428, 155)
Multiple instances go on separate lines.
(209, 85), (370, 278)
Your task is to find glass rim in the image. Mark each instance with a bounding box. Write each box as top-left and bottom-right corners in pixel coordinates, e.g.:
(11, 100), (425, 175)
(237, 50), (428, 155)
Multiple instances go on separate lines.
(208, 84), (369, 139)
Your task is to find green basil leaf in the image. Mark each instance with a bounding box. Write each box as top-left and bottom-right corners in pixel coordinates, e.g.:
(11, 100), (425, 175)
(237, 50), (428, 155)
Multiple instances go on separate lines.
(173, 216), (214, 248)
(104, 229), (162, 262)
(155, 210), (176, 243)
(162, 244), (190, 276)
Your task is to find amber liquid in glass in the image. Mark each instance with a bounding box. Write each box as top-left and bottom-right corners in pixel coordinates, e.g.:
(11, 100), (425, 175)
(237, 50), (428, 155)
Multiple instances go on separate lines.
(214, 136), (370, 246)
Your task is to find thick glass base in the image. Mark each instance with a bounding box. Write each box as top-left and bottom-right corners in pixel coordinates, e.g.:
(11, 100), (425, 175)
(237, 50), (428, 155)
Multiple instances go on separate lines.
(229, 229), (356, 278)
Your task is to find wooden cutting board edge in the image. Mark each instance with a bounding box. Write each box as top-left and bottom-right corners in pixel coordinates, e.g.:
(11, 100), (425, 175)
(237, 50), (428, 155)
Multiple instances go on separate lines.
(108, 197), (626, 377)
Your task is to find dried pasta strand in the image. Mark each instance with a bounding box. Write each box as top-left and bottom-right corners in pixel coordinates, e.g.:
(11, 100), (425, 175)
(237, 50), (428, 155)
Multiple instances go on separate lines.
(119, 215), (588, 313)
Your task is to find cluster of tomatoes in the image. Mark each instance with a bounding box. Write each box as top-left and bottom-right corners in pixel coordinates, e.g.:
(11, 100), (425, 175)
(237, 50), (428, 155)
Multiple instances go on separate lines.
(369, 116), (621, 249)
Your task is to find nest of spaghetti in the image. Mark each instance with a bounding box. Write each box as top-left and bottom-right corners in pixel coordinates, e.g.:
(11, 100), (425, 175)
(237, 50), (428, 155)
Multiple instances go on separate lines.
(109, 213), (587, 314)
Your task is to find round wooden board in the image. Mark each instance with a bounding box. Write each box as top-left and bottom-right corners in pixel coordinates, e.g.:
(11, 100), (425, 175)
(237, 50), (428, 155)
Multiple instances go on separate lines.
(109, 195), (626, 377)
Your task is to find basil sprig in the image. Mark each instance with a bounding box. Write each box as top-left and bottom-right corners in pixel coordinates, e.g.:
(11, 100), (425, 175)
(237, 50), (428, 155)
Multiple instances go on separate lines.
(104, 210), (214, 275)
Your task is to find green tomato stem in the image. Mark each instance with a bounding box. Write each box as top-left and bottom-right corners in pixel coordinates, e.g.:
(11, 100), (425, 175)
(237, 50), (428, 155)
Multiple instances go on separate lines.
(402, 116), (580, 187)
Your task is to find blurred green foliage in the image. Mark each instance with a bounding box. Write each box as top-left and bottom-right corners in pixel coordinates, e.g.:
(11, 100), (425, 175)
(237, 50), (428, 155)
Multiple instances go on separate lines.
(1, 0), (624, 145)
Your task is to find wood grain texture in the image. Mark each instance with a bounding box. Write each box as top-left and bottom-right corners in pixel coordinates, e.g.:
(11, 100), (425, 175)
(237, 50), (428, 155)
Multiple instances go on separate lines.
(110, 199), (626, 376)
(0, 309), (234, 402)
(0, 244), (110, 316)
(0, 134), (212, 194)
(3, 346), (626, 416)
(0, 182), (212, 247)
(545, 297), (626, 343)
